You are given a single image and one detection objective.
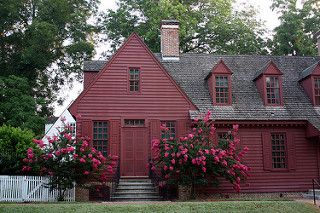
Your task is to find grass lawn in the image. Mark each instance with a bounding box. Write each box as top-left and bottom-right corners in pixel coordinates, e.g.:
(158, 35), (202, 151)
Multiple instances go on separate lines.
(0, 201), (319, 213)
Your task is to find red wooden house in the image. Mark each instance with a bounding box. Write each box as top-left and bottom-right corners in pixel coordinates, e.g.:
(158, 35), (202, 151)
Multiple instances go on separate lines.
(70, 20), (320, 194)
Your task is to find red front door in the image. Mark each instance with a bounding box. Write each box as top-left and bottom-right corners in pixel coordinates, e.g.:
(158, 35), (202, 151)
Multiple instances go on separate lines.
(121, 128), (148, 176)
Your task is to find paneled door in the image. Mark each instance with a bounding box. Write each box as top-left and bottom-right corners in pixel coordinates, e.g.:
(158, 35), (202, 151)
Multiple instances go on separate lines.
(121, 128), (148, 176)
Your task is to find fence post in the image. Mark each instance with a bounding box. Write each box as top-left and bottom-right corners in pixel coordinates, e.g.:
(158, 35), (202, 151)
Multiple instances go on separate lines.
(22, 176), (27, 202)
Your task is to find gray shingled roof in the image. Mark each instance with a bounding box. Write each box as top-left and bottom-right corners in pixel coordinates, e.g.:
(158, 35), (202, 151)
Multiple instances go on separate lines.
(83, 54), (320, 130)
(299, 61), (320, 80)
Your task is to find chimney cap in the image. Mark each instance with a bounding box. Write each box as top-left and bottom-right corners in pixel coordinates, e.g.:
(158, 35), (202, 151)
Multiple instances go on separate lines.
(161, 20), (180, 26)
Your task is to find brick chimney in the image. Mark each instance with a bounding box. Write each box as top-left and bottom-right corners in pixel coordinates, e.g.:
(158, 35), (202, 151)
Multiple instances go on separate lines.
(161, 20), (180, 61)
(316, 31), (320, 56)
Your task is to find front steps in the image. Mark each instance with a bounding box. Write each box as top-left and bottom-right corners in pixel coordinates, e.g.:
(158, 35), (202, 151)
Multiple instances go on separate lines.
(111, 177), (162, 201)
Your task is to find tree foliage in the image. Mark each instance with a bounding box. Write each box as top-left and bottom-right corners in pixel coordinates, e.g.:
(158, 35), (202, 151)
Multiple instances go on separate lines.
(0, 75), (45, 134)
(0, 0), (100, 130)
(269, 0), (320, 56)
(101, 0), (267, 54)
(0, 125), (36, 175)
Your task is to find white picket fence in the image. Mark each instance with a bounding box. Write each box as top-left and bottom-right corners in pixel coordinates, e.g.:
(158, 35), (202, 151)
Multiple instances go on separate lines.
(0, 176), (75, 202)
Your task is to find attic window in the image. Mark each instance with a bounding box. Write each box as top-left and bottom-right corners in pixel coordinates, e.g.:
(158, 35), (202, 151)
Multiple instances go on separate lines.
(129, 68), (140, 92)
(266, 76), (280, 105)
(315, 77), (320, 105)
(215, 76), (229, 104)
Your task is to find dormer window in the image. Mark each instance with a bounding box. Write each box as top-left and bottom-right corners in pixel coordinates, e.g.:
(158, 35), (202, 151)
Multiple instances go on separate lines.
(205, 60), (233, 106)
(129, 68), (140, 92)
(299, 61), (320, 106)
(266, 76), (280, 105)
(315, 77), (320, 105)
(215, 76), (230, 104)
(254, 61), (283, 106)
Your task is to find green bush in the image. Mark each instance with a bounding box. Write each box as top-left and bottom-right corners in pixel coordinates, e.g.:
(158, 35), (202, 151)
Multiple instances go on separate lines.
(0, 125), (36, 175)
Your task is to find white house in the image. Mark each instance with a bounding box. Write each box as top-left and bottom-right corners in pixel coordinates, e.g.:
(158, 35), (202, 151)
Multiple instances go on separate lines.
(42, 106), (76, 144)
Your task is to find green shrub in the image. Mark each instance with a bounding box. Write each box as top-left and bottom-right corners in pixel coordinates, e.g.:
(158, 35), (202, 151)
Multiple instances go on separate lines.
(0, 125), (36, 175)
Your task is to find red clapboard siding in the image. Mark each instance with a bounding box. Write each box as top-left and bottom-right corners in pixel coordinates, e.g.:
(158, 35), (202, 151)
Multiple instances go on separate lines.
(72, 33), (195, 121)
(205, 126), (319, 193)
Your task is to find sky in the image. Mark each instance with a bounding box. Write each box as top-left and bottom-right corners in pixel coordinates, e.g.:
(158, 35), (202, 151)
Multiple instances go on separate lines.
(53, 0), (286, 116)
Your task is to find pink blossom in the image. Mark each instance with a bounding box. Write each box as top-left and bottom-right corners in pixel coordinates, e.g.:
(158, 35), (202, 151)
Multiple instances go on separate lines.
(163, 165), (168, 171)
(55, 151), (61, 156)
(79, 158), (86, 163)
(214, 156), (220, 162)
(64, 133), (72, 140)
(171, 159), (176, 164)
(80, 148), (85, 152)
(222, 160), (228, 167)
(151, 166), (156, 171)
(202, 167), (207, 173)
(169, 166), (174, 171)
(171, 153), (175, 157)
(88, 154), (93, 158)
(164, 152), (169, 158)
(73, 154), (78, 158)
(176, 152), (181, 158)
(233, 124), (239, 132)
(192, 159), (196, 164)
(47, 153), (53, 158)
(83, 171), (90, 175)
(188, 133), (194, 139)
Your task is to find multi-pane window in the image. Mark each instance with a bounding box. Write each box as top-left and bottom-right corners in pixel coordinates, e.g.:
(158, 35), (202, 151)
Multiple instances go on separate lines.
(129, 68), (140, 92)
(215, 76), (229, 104)
(124, 119), (145, 127)
(271, 133), (287, 169)
(217, 132), (229, 140)
(93, 121), (108, 157)
(161, 121), (176, 139)
(70, 122), (76, 138)
(266, 76), (280, 105)
(314, 77), (320, 105)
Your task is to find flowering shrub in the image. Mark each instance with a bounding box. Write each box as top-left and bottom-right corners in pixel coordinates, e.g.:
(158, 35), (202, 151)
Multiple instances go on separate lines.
(150, 111), (249, 194)
(23, 122), (118, 200)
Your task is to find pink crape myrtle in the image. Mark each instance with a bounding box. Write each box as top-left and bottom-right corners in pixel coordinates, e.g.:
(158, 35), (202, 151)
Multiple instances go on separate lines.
(22, 121), (118, 201)
(150, 111), (250, 195)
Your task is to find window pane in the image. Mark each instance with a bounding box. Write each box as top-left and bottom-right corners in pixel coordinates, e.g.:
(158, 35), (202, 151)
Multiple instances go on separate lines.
(314, 77), (320, 105)
(93, 121), (108, 156)
(161, 121), (176, 139)
(129, 68), (140, 92)
(124, 119), (145, 126)
(271, 133), (287, 169)
(215, 76), (229, 104)
(266, 76), (280, 104)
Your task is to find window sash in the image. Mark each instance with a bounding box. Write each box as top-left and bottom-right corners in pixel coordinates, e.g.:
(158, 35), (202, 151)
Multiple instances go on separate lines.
(215, 76), (229, 104)
(93, 121), (108, 156)
(266, 76), (280, 104)
(129, 68), (140, 92)
(124, 119), (145, 127)
(314, 77), (320, 105)
(271, 133), (287, 169)
(161, 121), (176, 139)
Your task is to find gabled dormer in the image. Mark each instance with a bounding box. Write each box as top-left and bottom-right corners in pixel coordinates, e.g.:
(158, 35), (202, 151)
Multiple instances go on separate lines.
(299, 61), (320, 106)
(253, 61), (283, 106)
(205, 60), (233, 105)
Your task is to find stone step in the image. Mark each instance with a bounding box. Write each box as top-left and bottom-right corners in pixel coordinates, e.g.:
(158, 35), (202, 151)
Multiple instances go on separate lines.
(111, 195), (161, 201)
(119, 178), (151, 183)
(116, 187), (157, 192)
(114, 191), (159, 196)
(117, 182), (154, 187)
